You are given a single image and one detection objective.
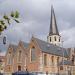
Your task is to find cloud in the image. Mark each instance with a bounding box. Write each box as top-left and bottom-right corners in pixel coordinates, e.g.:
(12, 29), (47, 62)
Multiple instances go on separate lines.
(0, 0), (75, 51)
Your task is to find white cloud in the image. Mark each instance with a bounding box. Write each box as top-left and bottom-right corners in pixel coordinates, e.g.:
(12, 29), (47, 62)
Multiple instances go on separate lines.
(0, 0), (75, 51)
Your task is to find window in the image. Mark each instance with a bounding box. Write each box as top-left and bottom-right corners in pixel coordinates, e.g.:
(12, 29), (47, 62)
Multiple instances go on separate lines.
(59, 38), (60, 42)
(51, 56), (54, 66)
(18, 51), (22, 62)
(72, 55), (74, 63)
(60, 66), (63, 70)
(44, 54), (47, 66)
(31, 47), (36, 62)
(57, 57), (59, 66)
(8, 52), (12, 65)
(54, 36), (56, 41)
(50, 37), (51, 42)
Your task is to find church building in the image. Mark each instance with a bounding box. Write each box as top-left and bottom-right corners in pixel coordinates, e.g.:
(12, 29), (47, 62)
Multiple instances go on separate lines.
(4, 6), (75, 75)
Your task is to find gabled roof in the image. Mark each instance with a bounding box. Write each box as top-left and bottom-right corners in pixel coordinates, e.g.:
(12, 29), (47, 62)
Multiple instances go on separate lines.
(9, 44), (17, 52)
(49, 6), (59, 35)
(33, 37), (69, 58)
(22, 41), (29, 48)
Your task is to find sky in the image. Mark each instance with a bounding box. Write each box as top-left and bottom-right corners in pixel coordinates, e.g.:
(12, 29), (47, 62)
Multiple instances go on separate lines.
(0, 0), (75, 53)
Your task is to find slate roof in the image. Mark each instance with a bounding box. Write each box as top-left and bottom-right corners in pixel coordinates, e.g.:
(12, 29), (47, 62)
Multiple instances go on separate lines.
(9, 44), (17, 52)
(22, 41), (29, 48)
(34, 37), (70, 58)
(49, 6), (59, 36)
(59, 60), (73, 66)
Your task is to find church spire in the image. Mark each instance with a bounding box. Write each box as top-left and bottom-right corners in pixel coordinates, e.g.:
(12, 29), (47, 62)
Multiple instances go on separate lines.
(49, 6), (59, 36)
(47, 6), (61, 46)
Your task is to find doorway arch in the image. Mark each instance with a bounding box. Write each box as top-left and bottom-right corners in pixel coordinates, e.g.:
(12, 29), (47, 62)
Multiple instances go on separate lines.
(18, 65), (21, 71)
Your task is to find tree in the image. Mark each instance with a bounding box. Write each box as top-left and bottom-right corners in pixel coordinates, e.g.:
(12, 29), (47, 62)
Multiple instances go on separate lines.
(0, 11), (20, 44)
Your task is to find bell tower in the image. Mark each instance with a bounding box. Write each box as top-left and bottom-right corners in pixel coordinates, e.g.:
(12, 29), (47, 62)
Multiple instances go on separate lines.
(47, 6), (61, 46)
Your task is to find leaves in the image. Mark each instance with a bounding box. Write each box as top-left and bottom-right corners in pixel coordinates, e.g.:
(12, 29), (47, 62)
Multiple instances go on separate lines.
(3, 14), (10, 25)
(4, 25), (7, 29)
(0, 20), (5, 25)
(15, 11), (19, 18)
(11, 11), (19, 18)
(3, 14), (9, 20)
(14, 19), (20, 23)
(11, 11), (14, 17)
(0, 25), (4, 32)
(0, 10), (20, 34)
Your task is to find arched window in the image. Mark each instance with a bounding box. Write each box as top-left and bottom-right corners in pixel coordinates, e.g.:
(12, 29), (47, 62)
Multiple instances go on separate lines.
(8, 52), (12, 64)
(51, 56), (54, 66)
(54, 36), (56, 41)
(18, 51), (22, 62)
(31, 46), (36, 62)
(72, 55), (74, 63)
(50, 37), (51, 42)
(44, 54), (47, 66)
(59, 38), (60, 42)
(57, 57), (59, 66)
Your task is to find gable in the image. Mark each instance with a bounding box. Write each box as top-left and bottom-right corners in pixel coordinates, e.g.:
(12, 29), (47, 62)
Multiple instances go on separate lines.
(6, 44), (17, 57)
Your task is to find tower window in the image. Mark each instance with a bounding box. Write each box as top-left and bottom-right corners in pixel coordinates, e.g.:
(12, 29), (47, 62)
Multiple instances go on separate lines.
(59, 38), (60, 42)
(50, 37), (51, 42)
(54, 36), (56, 41)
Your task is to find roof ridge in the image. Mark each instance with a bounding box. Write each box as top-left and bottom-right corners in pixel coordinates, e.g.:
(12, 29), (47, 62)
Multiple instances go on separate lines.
(33, 37), (62, 48)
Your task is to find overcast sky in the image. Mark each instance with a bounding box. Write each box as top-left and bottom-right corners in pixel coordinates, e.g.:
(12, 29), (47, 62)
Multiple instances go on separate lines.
(0, 0), (75, 52)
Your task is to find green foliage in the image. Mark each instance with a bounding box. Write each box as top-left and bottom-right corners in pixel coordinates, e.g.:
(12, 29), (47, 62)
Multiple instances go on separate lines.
(15, 11), (19, 18)
(14, 19), (20, 23)
(0, 11), (20, 34)
(11, 11), (14, 17)
(11, 11), (19, 18)
(0, 20), (5, 25)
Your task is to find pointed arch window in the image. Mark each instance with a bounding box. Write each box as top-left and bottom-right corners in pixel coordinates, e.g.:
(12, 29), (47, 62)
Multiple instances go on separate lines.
(51, 56), (54, 66)
(44, 54), (47, 66)
(18, 51), (22, 62)
(31, 46), (36, 62)
(54, 36), (56, 41)
(57, 57), (59, 66)
(8, 52), (12, 65)
(50, 37), (51, 42)
(59, 38), (60, 42)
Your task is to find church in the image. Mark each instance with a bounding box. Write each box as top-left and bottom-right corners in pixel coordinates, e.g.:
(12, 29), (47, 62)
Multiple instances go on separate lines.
(4, 6), (75, 75)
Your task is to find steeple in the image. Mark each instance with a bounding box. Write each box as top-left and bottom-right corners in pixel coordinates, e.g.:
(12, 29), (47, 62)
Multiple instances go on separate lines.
(47, 6), (61, 46)
(49, 6), (59, 36)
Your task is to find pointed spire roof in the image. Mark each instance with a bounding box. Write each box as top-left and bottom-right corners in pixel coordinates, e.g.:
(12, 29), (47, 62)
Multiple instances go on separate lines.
(49, 6), (59, 35)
